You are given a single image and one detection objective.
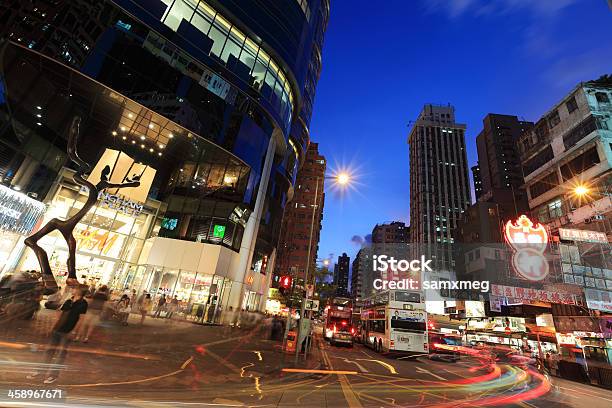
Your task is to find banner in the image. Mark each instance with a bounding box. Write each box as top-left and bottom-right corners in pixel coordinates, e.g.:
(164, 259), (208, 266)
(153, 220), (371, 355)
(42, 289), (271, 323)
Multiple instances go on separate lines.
(490, 284), (576, 305)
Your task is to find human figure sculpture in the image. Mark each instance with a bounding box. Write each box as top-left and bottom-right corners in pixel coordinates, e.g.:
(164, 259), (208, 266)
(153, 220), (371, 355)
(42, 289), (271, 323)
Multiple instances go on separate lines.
(25, 116), (140, 293)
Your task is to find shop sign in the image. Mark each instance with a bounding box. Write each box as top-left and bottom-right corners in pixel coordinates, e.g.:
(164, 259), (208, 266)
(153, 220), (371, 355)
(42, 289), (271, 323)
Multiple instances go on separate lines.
(584, 288), (612, 313)
(489, 295), (504, 312)
(213, 224), (226, 238)
(97, 191), (143, 216)
(504, 215), (549, 281)
(465, 300), (486, 318)
(161, 217), (178, 230)
(599, 317), (612, 338)
(75, 227), (120, 256)
(559, 228), (608, 244)
(553, 315), (601, 333)
(0, 184), (46, 235)
(536, 313), (554, 327)
(491, 284), (576, 305)
(556, 332), (577, 345)
(88, 149), (156, 203)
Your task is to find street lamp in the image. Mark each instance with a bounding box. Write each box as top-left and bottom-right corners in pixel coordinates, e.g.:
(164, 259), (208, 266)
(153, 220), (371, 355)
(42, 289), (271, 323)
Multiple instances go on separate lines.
(574, 185), (589, 197)
(295, 172), (353, 362)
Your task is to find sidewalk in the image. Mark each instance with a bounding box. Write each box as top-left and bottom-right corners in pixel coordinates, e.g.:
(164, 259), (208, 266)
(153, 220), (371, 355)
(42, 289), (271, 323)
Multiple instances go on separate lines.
(0, 309), (322, 388)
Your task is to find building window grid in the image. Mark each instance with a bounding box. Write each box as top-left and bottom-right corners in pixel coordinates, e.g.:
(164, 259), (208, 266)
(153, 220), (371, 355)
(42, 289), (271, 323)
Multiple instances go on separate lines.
(159, 0), (294, 124)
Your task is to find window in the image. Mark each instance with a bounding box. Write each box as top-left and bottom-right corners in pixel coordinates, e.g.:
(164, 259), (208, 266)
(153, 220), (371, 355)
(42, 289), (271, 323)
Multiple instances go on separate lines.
(547, 199), (563, 219)
(563, 115), (598, 150)
(560, 146), (600, 181)
(566, 97), (578, 114)
(595, 92), (610, 103)
(547, 110), (561, 128)
(523, 145), (553, 176)
(529, 172), (558, 199)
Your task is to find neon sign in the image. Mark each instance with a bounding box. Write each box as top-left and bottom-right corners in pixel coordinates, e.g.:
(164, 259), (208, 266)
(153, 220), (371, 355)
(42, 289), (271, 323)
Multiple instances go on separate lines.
(504, 215), (549, 281)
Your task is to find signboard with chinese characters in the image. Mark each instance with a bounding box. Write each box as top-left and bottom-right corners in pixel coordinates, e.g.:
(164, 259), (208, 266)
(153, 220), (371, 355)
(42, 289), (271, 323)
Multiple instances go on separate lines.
(559, 228), (608, 244)
(490, 284), (576, 305)
(584, 288), (612, 312)
(504, 215), (549, 281)
(554, 315), (601, 333)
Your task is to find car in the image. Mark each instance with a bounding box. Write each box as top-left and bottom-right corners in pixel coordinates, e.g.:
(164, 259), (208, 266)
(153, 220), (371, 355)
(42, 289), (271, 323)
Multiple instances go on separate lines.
(330, 328), (354, 347)
(428, 333), (462, 362)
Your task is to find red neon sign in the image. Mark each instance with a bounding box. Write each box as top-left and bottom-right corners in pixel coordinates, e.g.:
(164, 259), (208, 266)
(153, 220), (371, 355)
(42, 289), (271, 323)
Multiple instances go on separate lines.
(504, 215), (549, 281)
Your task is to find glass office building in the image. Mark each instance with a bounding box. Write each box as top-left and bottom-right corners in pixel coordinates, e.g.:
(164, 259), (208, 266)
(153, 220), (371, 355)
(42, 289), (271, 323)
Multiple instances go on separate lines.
(0, 0), (329, 313)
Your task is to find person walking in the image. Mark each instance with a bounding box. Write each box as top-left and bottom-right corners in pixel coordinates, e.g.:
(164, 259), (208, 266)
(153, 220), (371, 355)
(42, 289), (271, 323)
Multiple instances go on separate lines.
(74, 285), (108, 342)
(166, 295), (179, 319)
(27, 285), (88, 384)
(139, 294), (152, 325)
(154, 294), (166, 318)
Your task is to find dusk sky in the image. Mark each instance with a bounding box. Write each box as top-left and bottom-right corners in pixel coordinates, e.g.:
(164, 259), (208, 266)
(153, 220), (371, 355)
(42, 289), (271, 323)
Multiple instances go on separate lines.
(310, 0), (612, 269)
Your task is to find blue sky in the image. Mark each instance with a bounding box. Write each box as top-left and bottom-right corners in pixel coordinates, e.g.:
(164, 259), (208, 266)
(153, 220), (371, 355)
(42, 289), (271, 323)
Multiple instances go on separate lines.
(309, 0), (612, 268)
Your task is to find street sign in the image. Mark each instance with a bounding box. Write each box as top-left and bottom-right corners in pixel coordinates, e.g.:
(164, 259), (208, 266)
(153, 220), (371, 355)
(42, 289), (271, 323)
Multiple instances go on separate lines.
(305, 299), (319, 311)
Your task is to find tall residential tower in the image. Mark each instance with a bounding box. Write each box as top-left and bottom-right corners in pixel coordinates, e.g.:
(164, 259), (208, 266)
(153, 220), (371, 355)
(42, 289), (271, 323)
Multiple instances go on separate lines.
(408, 104), (470, 268)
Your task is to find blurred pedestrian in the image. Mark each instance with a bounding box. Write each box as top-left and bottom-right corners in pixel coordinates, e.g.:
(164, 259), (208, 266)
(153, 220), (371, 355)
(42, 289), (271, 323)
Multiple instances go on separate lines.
(75, 285), (108, 342)
(116, 294), (131, 325)
(167, 295), (179, 319)
(154, 294), (166, 318)
(27, 285), (88, 384)
(139, 294), (152, 325)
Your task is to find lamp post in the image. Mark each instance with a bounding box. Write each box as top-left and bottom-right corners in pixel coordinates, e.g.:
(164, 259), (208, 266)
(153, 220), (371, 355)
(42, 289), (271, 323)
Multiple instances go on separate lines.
(294, 172), (351, 362)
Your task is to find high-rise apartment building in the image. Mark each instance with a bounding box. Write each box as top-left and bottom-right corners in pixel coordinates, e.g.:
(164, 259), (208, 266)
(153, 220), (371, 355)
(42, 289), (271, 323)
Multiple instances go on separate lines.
(408, 104), (471, 251)
(275, 143), (326, 282)
(334, 253), (350, 297)
(371, 221), (410, 243)
(0, 0), (329, 313)
(519, 76), (612, 239)
(475, 114), (533, 202)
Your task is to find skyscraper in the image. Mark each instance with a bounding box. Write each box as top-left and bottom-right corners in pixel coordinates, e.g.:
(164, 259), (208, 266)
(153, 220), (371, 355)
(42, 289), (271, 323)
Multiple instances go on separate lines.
(274, 142), (326, 283)
(334, 253), (350, 297)
(408, 104), (471, 251)
(475, 114), (533, 201)
(0, 0), (330, 313)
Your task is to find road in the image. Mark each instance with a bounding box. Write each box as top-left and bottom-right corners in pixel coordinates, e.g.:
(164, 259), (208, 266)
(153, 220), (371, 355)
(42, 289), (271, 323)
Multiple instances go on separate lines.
(1, 313), (612, 407)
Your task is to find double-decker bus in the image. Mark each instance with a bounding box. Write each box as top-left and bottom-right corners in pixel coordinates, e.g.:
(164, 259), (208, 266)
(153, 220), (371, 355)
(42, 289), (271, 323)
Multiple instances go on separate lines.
(361, 290), (428, 354)
(323, 297), (354, 346)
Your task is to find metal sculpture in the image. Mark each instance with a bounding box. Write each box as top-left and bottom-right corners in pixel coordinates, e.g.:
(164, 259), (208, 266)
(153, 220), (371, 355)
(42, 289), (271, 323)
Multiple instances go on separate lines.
(25, 116), (140, 292)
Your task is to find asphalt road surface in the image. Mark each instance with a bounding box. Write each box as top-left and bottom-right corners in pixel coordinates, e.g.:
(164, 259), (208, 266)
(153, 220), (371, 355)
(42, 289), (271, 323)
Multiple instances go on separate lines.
(1, 314), (612, 407)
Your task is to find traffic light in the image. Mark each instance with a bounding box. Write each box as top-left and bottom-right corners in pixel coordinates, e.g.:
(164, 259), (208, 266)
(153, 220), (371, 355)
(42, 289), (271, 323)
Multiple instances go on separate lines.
(280, 275), (292, 289)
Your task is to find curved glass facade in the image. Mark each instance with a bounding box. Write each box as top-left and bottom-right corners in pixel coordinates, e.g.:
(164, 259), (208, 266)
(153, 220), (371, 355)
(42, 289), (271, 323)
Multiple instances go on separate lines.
(0, 43), (250, 251)
(158, 0), (295, 126)
(0, 0), (329, 312)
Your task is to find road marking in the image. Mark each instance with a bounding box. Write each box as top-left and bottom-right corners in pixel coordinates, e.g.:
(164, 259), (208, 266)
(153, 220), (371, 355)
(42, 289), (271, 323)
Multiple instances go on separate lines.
(64, 367), (185, 387)
(397, 353), (428, 360)
(356, 358), (398, 374)
(281, 368), (358, 375)
(558, 386), (612, 402)
(332, 356), (369, 373)
(323, 348), (363, 408)
(415, 366), (446, 381)
(180, 355), (194, 369)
